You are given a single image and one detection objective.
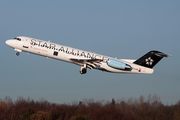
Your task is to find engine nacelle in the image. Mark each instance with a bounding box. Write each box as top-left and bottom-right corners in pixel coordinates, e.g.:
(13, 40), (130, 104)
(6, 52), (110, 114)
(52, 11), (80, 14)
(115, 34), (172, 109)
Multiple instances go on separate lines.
(80, 67), (87, 74)
(107, 59), (132, 70)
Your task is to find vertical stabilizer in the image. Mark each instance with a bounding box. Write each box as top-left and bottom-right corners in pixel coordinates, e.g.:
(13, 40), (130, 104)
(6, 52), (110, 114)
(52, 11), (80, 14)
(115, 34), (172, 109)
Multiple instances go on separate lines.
(133, 51), (169, 68)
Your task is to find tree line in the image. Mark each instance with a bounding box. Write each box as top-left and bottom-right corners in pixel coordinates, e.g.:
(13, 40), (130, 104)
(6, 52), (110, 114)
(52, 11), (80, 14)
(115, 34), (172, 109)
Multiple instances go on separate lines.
(0, 94), (180, 120)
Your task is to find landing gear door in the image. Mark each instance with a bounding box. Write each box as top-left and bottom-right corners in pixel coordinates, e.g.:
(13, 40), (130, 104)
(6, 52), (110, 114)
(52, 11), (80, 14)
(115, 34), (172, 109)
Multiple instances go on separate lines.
(23, 39), (29, 48)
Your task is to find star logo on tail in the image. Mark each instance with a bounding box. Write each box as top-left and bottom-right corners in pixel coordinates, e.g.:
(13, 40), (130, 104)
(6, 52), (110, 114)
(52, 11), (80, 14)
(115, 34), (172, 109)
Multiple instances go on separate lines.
(146, 57), (153, 65)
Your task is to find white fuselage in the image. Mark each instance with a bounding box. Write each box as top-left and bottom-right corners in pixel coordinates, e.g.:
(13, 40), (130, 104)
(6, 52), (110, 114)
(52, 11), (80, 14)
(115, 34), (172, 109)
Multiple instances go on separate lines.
(6, 36), (154, 74)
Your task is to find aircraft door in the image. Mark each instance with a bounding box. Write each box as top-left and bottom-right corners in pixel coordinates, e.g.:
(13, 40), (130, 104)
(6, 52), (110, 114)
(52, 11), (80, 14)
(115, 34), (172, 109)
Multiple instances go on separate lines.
(23, 39), (29, 48)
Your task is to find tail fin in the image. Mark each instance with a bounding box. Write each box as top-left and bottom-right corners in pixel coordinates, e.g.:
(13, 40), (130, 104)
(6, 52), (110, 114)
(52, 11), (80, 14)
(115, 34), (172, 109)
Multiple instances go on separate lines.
(133, 51), (169, 68)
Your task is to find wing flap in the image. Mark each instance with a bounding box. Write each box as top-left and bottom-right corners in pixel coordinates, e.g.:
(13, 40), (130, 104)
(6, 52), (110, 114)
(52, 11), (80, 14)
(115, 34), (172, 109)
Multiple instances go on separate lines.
(69, 57), (103, 62)
(68, 57), (103, 69)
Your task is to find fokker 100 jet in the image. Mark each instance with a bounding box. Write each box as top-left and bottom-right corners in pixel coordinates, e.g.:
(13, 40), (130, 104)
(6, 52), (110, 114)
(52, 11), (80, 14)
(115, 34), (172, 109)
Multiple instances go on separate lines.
(6, 36), (170, 74)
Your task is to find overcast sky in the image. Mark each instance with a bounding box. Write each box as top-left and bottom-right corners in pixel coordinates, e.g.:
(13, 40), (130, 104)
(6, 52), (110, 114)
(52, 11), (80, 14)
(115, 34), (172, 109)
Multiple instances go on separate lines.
(0, 1), (179, 104)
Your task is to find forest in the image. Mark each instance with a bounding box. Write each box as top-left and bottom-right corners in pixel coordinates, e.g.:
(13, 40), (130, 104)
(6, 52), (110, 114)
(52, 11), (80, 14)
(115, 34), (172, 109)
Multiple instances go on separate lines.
(0, 94), (180, 120)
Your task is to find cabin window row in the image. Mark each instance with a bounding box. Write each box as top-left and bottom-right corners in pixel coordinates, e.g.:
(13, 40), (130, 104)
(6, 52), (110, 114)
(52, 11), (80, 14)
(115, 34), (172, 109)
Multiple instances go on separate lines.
(33, 43), (92, 58)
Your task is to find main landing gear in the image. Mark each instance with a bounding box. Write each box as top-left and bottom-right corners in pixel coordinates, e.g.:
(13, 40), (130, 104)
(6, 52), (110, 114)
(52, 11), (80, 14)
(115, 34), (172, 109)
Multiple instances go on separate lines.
(80, 64), (87, 74)
(80, 67), (87, 74)
(16, 52), (20, 56)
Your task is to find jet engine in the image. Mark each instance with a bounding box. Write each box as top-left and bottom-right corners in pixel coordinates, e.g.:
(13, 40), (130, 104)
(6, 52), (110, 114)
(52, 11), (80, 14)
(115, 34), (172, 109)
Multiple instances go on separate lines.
(107, 59), (132, 70)
(80, 67), (87, 74)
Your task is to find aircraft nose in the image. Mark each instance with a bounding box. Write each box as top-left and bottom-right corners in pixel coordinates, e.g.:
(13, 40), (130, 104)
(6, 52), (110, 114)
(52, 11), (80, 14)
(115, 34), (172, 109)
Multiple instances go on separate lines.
(5, 39), (16, 48)
(6, 40), (11, 45)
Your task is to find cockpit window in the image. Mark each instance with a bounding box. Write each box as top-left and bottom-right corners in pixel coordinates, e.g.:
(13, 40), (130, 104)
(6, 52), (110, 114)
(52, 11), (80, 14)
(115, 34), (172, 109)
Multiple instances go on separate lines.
(14, 37), (21, 41)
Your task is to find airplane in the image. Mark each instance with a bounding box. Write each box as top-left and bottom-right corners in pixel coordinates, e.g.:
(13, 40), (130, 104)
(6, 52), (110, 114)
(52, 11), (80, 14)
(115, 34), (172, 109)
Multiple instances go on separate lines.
(6, 36), (170, 74)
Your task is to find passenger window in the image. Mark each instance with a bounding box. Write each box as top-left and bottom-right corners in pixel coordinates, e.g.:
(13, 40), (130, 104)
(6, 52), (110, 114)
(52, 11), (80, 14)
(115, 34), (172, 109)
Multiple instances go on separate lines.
(53, 51), (58, 56)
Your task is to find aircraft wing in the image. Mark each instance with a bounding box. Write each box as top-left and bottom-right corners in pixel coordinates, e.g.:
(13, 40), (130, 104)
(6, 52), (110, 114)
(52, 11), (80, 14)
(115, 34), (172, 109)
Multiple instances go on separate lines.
(68, 57), (103, 69)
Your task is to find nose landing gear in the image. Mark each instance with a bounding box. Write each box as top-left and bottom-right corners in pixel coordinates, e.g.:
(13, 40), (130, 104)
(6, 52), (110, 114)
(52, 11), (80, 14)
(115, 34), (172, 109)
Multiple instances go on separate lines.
(14, 48), (22, 56)
(16, 52), (20, 56)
